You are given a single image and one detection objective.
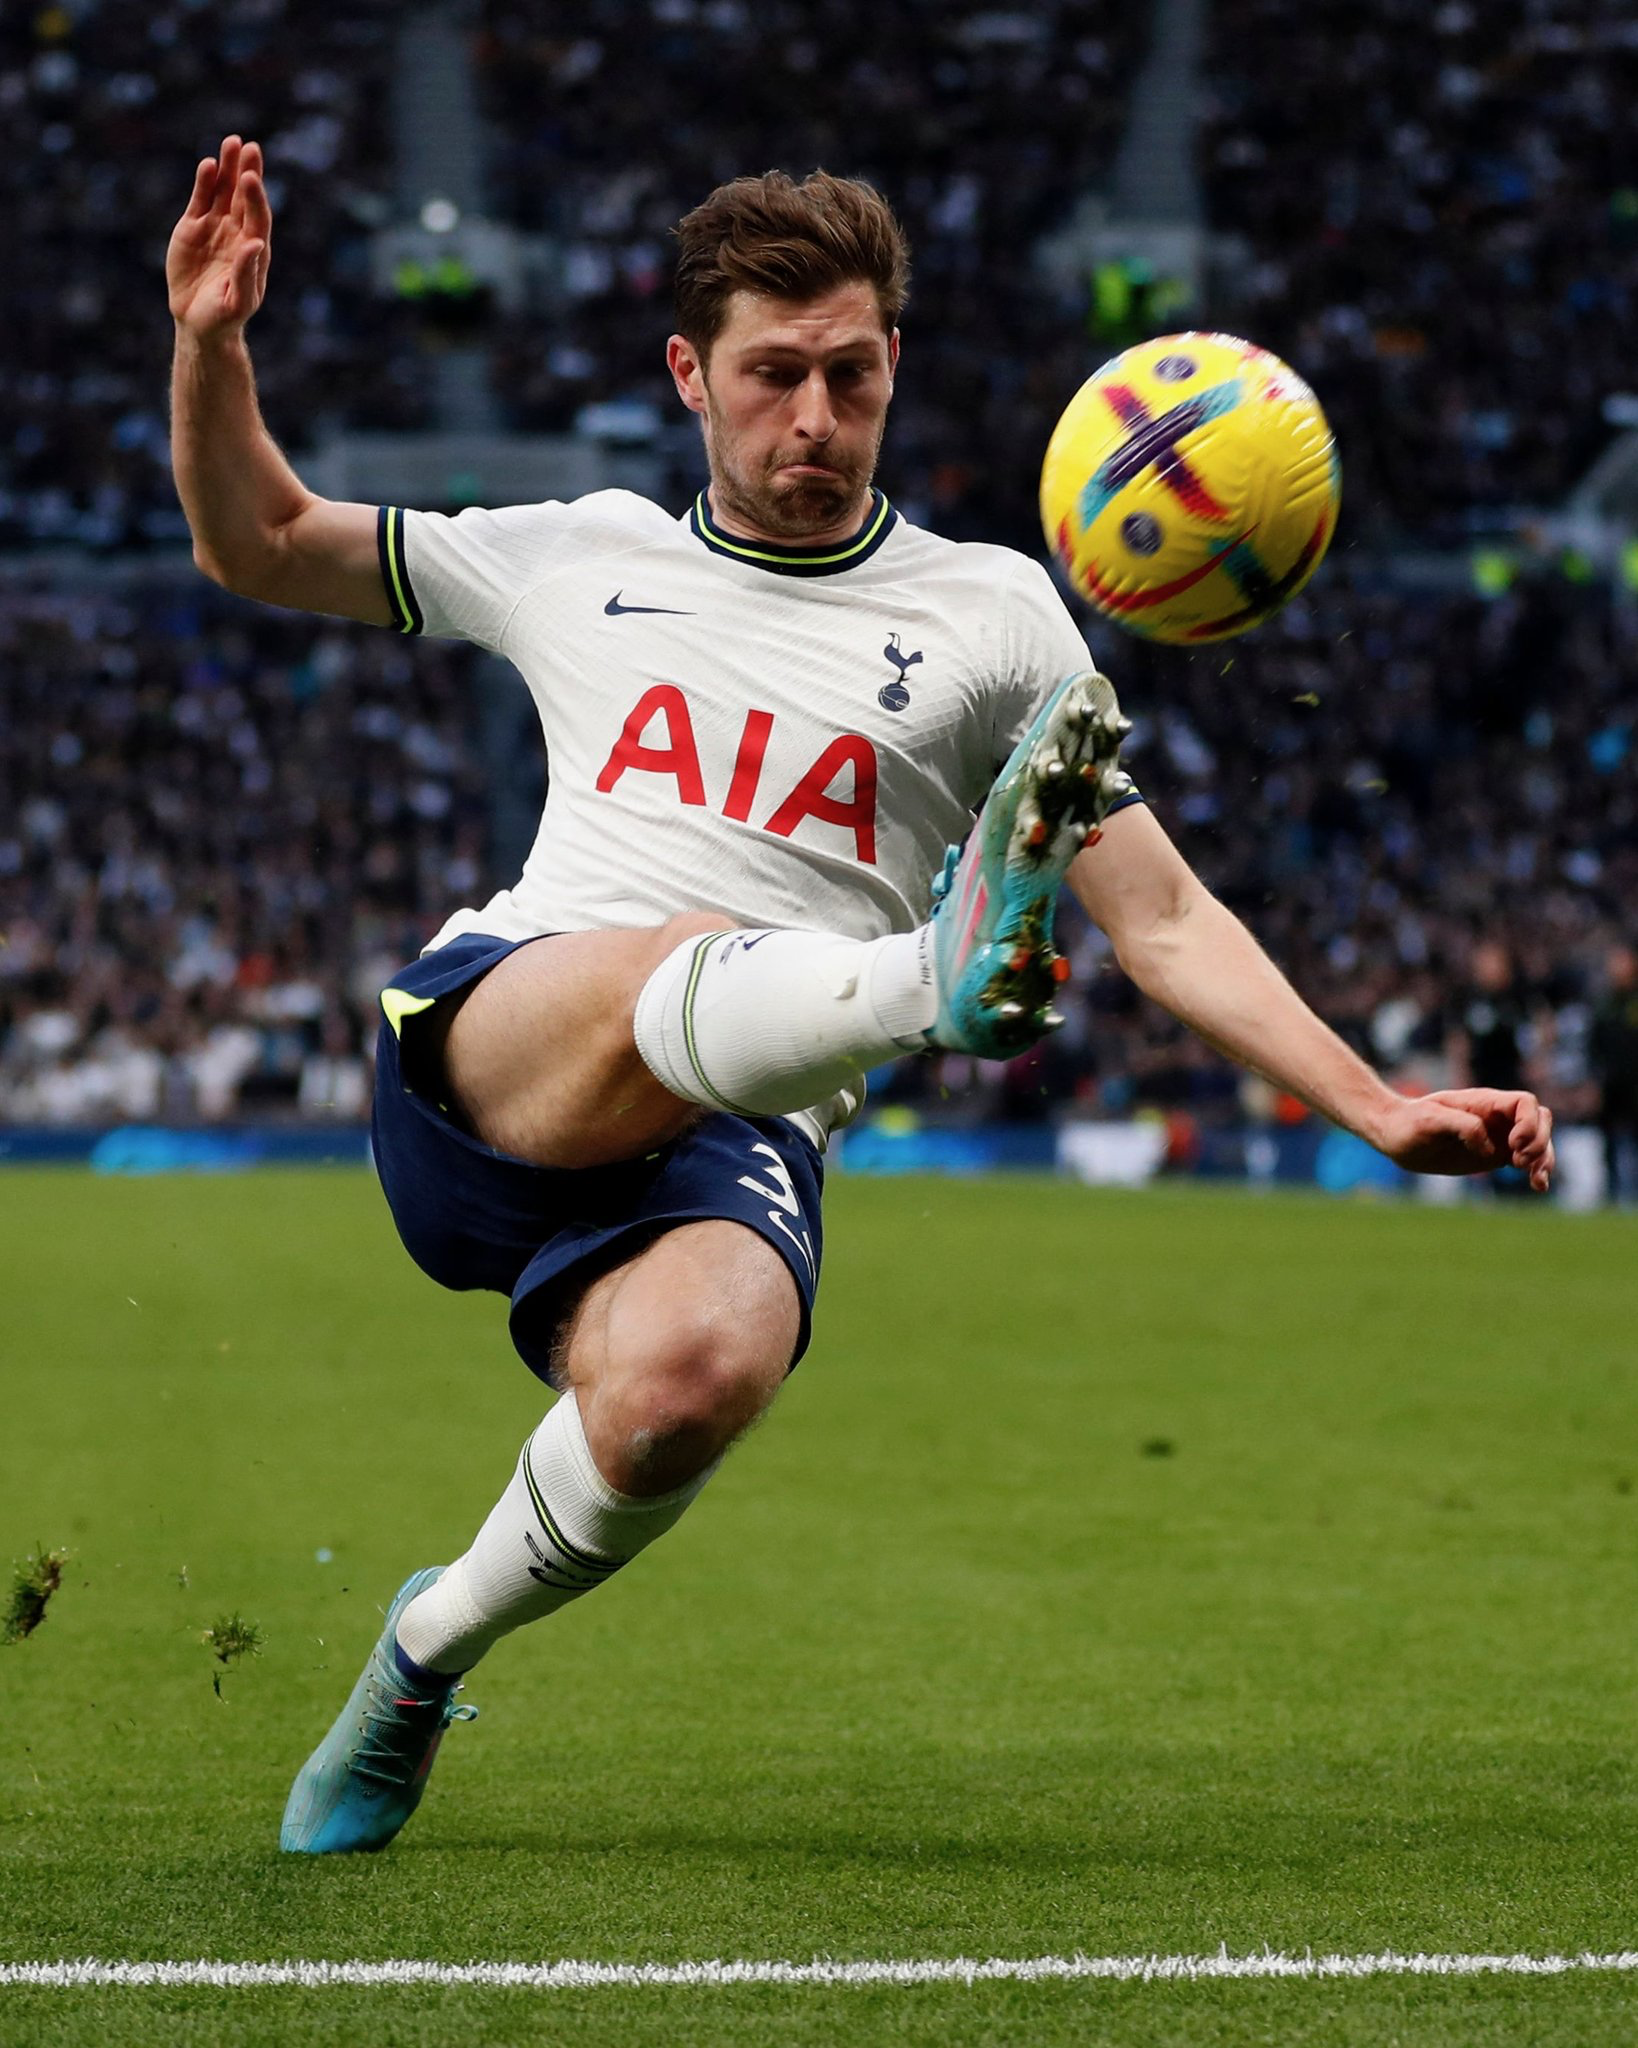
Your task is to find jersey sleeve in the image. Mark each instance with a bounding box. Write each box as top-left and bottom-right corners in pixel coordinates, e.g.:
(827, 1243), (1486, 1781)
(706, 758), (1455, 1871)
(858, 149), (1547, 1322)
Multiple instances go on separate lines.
(377, 501), (576, 653)
(995, 557), (1144, 814)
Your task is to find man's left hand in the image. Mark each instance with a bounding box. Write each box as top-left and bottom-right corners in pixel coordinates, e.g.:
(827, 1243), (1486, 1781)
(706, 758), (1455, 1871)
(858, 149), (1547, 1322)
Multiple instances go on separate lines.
(1373, 1088), (1555, 1191)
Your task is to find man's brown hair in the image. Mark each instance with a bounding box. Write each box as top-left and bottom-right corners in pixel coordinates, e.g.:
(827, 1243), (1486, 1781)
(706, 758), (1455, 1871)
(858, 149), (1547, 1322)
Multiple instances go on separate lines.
(673, 170), (910, 358)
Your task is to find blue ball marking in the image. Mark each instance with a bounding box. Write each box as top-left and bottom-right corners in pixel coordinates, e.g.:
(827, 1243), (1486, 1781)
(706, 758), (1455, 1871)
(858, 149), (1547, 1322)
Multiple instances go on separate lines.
(878, 680), (911, 712)
(1154, 353), (1197, 382)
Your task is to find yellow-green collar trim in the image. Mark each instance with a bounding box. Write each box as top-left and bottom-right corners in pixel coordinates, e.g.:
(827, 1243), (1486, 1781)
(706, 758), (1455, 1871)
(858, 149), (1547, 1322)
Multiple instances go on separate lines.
(689, 488), (896, 576)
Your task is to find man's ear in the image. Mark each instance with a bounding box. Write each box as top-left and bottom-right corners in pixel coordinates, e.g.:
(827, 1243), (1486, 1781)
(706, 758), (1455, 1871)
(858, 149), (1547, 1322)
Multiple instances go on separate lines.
(667, 333), (708, 416)
(887, 327), (900, 392)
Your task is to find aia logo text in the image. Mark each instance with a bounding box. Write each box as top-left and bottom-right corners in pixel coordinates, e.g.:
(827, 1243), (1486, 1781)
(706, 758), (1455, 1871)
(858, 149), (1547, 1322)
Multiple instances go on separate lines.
(596, 683), (879, 864)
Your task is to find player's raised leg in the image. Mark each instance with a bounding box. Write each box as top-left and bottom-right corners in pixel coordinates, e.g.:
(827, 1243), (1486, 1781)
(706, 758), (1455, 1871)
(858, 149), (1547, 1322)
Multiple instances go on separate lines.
(634, 666), (1133, 1103)
(280, 1218), (798, 1854)
(419, 912), (726, 1169)
(433, 902), (927, 1168)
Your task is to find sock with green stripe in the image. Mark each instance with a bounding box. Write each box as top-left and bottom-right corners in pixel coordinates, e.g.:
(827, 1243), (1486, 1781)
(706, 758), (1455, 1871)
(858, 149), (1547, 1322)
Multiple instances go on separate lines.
(632, 926), (936, 1118)
(394, 1393), (715, 1675)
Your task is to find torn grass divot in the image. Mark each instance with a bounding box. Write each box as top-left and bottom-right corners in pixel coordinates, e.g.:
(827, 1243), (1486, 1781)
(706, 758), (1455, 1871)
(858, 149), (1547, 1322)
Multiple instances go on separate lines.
(202, 1613), (264, 1698)
(2, 1546), (67, 1645)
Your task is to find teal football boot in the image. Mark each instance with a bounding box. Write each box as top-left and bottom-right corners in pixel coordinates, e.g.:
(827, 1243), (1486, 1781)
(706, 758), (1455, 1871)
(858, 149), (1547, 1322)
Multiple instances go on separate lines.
(927, 668), (1132, 1059)
(279, 1566), (477, 1854)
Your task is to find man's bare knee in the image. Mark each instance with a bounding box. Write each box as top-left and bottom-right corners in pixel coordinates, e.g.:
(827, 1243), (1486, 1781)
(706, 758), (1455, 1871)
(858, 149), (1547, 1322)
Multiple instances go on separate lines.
(564, 1222), (799, 1493)
(644, 1305), (787, 1426)
(611, 1335), (784, 1483)
(580, 1298), (790, 1491)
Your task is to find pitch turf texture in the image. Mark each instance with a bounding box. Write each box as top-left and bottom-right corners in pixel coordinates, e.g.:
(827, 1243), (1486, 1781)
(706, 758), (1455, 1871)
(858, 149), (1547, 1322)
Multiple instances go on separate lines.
(1, 1169), (1634, 2046)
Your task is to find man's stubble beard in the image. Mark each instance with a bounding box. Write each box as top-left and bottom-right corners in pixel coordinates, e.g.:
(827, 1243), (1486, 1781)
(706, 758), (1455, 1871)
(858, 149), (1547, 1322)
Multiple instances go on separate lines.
(702, 393), (886, 541)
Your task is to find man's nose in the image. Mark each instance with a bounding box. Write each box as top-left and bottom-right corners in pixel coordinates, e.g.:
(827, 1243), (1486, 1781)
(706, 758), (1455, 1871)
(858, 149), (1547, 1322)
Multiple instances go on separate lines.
(792, 369), (837, 442)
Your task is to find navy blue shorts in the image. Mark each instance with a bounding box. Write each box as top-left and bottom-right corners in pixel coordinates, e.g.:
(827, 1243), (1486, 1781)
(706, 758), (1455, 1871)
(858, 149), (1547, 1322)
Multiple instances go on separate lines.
(370, 933), (824, 1383)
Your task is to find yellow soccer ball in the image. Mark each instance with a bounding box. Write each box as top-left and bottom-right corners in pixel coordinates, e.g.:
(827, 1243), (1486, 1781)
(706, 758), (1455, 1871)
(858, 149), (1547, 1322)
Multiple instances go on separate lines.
(1040, 331), (1341, 644)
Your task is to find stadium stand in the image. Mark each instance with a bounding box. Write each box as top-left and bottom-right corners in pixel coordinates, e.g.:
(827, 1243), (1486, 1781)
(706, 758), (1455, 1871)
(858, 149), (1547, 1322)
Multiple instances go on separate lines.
(473, 0), (1144, 552)
(1, 0), (417, 554)
(878, 568), (1638, 1135)
(0, 575), (483, 1122)
(1200, 0), (1638, 542)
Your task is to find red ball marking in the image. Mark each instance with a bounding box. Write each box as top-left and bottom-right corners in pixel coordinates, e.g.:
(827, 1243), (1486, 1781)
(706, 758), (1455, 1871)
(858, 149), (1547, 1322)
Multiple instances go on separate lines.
(1080, 530), (1250, 615)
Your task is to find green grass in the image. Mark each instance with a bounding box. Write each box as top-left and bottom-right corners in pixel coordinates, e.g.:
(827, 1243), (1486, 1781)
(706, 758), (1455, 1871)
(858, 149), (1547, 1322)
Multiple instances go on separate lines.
(1, 1168), (1634, 2045)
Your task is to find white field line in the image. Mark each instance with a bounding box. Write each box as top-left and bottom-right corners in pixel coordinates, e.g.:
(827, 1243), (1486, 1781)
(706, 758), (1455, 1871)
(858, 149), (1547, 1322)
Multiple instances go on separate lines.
(1, 1951), (1636, 1991)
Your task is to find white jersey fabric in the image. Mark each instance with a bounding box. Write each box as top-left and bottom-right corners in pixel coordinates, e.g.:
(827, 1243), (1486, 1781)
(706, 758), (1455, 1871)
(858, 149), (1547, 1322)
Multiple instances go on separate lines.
(379, 488), (1136, 954)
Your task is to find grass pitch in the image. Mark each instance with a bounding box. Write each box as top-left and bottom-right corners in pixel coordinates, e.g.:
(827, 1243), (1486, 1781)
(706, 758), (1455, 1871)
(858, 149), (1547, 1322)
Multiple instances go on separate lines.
(0, 1167), (1634, 2046)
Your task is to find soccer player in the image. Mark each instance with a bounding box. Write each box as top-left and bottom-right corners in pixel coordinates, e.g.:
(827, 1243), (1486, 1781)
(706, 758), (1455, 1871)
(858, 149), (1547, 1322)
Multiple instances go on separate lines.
(167, 137), (1557, 1854)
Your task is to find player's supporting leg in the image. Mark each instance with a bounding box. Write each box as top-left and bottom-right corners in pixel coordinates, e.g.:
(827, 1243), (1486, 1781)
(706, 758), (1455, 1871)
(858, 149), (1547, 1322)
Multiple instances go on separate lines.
(394, 1218), (795, 1673)
(440, 669), (1129, 1169)
(280, 1220), (796, 1853)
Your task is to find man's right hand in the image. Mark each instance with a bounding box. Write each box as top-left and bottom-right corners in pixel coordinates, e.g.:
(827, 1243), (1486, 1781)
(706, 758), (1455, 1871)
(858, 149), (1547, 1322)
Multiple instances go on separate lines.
(167, 134), (389, 626)
(168, 135), (272, 335)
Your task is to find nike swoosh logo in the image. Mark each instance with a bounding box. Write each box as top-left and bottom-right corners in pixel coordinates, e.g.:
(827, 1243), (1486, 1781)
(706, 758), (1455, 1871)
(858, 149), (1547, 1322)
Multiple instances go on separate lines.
(605, 592), (695, 617)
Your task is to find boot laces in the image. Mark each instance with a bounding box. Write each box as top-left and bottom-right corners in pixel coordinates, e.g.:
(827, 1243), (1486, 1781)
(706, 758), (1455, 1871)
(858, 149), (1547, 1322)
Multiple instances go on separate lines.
(353, 1668), (478, 1789)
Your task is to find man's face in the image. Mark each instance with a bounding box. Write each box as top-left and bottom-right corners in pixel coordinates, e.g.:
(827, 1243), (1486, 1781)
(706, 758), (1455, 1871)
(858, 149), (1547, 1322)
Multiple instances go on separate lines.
(667, 281), (898, 541)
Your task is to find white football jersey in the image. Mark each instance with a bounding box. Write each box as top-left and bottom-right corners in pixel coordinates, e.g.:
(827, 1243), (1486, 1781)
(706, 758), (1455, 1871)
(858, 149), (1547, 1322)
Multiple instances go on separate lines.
(379, 488), (1137, 951)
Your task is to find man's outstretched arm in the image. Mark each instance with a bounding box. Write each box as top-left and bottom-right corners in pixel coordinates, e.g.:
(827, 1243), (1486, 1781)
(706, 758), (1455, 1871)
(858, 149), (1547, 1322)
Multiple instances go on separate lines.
(168, 135), (387, 624)
(1070, 803), (1555, 1190)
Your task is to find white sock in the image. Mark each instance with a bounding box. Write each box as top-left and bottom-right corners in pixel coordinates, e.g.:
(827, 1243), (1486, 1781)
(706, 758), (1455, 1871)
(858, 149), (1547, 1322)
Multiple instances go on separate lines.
(395, 1393), (716, 1675)
(632, 925), (936, 1117)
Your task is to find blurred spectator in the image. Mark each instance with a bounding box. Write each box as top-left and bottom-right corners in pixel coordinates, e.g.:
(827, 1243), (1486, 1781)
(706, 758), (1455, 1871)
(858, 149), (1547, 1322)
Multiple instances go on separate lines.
(299, 1008), (372, 1119)
(1448, 940), (1532, 1094)
(1588, 943), (1638, 1201)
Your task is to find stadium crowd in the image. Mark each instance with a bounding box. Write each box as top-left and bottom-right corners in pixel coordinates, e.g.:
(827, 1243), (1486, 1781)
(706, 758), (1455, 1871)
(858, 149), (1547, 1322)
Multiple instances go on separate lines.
(1201, 0), (1638, 541)
(0, 577), (485, 1124)
(472, 0), (1142, 554)
(8, 0), (1633, 552)
(1, 0), (421, 555)
(2, 0), (1140, 560)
